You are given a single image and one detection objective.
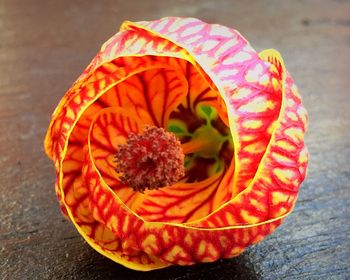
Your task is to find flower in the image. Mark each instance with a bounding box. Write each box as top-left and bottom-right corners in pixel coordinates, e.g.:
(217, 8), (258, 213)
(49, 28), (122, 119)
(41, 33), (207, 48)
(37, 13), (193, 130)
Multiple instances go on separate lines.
(44, 17), (309, 271)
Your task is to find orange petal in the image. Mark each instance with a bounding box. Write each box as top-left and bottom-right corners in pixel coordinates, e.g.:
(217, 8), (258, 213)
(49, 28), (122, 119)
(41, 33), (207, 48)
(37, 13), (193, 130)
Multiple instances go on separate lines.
(125, 17), (283, 198)
(59, 137), (169, 270)
(44, 27), (196, 270)
(96, 59), (189, 127)
(83, 143), (285, 267)
(88, 107), (145, 208)
(59, 143), (125, 258)
(44, 28), (191, 161)
(191, 55), (309, 228)
(135, 171), (225, 223)
(87, 107), (228, 224)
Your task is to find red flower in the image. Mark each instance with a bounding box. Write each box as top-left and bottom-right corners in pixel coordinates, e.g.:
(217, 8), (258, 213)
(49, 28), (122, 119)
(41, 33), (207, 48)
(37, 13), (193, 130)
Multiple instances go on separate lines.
(44, 17), (309, 270)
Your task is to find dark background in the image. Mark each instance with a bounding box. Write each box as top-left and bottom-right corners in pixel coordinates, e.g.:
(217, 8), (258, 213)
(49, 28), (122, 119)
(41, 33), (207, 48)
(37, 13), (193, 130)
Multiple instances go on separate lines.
(1, 0), (349, 279)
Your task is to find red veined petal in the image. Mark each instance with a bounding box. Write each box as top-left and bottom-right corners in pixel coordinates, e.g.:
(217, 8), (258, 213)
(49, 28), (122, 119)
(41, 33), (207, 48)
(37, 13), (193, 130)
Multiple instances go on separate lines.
(125, 17), (282, 197)
(44, 27), (192, 161)
(83, 144), (285, 267)
(190, 53), (309, 228)
(133, 171), (225, 223)
(96, 61), (188, 127)
(88, 107), (231, 224)
(171, 60), (227, 123)
(58, 131), (169, 270)
(88, 107), (145, 209)
(59, 144), (126, 256)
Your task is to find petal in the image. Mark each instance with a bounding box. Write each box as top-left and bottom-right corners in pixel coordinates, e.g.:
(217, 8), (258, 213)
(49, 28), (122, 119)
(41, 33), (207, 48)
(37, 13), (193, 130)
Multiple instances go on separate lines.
(44, 28), (195, 269)
(83, 146), (284, 267)
(96, 59), (189, 127)
(125, 17), (283, 199)
(59, 124), (169, 270)
(190, 52), (309, 228)
(135, 171), (225, 223)
(88, 107), (145, 208)
(173, 61), (227, 124)
(87, 107), (230, 224)
(44, 27), (192, 161)
(59, 144), (125, 259)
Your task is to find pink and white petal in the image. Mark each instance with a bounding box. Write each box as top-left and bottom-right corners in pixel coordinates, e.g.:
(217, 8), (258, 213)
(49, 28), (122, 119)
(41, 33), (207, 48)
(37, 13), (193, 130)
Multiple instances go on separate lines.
(191, 61), (308, 228)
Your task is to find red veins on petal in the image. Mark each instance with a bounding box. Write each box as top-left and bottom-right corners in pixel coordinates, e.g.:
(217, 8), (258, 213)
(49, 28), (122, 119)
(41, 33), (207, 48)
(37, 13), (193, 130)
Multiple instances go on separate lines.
(129, 17), (283, 197)
(135, 171), (225, 223)
(192, 70), (308, 228)
(97, 65), (188, 127)
(44, 17), (308, 270)
(179, 61), (222, 115)
(83, 148), (285, 267)
(61, 136), (168, 269)
(88, 107), (231, 224)
(88, 107), (145, 208)
(44, 28), (192, 161)
(60, 144), (124, 257)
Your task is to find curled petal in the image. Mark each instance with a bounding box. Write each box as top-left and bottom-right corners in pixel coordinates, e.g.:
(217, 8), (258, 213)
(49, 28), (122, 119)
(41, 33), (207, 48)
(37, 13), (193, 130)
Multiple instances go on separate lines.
(128, 18), (283, 197)
(192, 53), (309, 228)
(83, 138), (284, 270)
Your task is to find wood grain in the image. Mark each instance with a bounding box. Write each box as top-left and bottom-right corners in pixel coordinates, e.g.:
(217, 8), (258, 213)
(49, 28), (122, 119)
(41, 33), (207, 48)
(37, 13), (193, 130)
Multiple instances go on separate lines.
(0, 0), (349, 279)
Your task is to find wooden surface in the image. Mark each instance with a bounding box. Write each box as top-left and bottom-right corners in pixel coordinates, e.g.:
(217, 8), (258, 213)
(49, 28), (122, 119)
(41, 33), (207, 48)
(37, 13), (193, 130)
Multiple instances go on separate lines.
(1, 0), (349, 279)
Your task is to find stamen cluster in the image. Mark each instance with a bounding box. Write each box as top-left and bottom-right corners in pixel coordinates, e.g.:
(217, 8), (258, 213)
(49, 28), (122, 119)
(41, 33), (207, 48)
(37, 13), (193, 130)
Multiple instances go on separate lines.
(115, 126), (185, 192)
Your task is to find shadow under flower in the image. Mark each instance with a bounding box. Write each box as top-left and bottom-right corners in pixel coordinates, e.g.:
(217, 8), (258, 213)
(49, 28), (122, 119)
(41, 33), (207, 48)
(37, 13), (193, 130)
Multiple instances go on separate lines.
(75, 246), (258, 280)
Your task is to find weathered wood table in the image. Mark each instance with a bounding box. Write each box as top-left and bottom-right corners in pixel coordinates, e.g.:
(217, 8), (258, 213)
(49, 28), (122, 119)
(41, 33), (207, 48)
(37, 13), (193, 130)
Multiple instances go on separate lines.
(1, 0), (349, 279)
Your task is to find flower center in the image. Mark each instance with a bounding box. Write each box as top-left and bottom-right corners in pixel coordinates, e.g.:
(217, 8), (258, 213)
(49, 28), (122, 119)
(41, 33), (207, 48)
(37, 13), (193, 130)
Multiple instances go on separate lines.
(168, 105), (234, 182)
(115, 125), (185, 193)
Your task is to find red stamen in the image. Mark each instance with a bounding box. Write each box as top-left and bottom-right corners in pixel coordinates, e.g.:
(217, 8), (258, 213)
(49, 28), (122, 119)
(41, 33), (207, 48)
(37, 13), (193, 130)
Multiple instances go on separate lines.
(115, 125), (185, 192)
